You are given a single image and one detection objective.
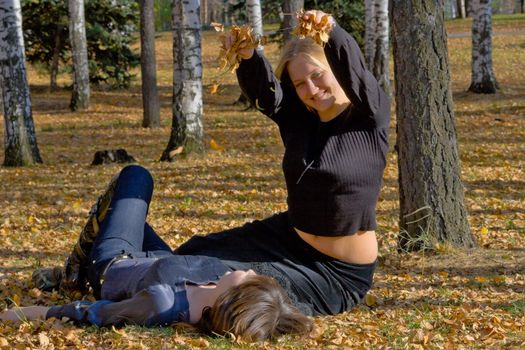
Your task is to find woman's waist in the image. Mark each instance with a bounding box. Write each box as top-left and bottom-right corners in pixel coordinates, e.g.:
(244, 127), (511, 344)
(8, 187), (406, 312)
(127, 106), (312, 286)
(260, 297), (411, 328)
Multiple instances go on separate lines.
(294, 228), (378, 264)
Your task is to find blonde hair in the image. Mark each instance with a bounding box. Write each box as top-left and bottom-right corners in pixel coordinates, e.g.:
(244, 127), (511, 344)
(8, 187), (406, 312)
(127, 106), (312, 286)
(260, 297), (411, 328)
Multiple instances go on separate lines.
(275, 37), (330, 84)
(197, 275), (313, 341)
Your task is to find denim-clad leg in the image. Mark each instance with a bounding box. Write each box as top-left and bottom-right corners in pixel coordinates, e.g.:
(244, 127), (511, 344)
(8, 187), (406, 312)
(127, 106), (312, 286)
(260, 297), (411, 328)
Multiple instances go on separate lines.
(86, 165), (163, 292)
(142, 222), (173, 252)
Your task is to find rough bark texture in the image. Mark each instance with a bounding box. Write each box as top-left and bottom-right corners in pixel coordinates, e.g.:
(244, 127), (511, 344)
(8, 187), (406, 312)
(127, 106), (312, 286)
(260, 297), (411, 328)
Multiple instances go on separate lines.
(391, 0), (475, 250)
(161, 0), (203, 161)
(469, 0), (498, 93)
(365, 0), (390, 95)
(139, 0), (160, 128)
(0, 0), (42, 166)
(68, 0), (90, 111)
(282, 0), (304, 43)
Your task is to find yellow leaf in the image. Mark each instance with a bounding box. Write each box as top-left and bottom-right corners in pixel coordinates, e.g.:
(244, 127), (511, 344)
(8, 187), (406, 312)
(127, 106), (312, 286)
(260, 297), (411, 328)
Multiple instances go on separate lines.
(12, 294), (20, 306)
(480, 227), (489, 235)
(168, 146), (184, 158)
(364, 293), (377, 306)
(474, 276), (488, 284)
(210, 83), (220, 94)
(38, 333), (50, 347)
(209, 139), (224, 151)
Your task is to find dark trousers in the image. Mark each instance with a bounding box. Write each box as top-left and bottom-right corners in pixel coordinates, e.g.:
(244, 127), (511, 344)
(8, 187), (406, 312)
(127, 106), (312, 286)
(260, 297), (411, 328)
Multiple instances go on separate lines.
(87, 165), (173, 296)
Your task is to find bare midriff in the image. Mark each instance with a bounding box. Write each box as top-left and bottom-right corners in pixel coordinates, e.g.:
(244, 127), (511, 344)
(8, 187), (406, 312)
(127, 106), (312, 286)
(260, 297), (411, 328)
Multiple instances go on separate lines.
(295, 228), (378, 264)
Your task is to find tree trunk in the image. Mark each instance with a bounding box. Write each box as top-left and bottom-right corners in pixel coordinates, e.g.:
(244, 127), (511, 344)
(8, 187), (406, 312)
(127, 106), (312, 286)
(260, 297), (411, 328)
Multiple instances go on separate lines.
(364, 0), (376, 70)
(469, 0), (498, 93)
(365, 0), (390, 95)
(282, 0), (304, 43)
(391, 0), (475, 251)
(161, 0), (203, 161)
(50, 23), (64, 92)
(0, 0), (42, 166)
(457, 0), (467, 18)
(68, 0), (90, 111)
(139, 0), (160, 128)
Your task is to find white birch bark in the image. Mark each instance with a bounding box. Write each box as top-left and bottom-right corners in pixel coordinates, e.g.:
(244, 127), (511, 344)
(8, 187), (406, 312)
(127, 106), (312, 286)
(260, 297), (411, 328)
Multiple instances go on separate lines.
(161, 0), (203, 160)
(365, 0), (390, 94)
(246, 0), (263, 52)
(68, 0), (90, 110)
(0, 0), (42, 165)
(469, 0), (498, 93)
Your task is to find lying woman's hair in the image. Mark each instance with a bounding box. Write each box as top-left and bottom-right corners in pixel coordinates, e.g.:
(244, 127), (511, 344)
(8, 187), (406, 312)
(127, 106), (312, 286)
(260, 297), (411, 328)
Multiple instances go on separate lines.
(196, 275), (313, 341)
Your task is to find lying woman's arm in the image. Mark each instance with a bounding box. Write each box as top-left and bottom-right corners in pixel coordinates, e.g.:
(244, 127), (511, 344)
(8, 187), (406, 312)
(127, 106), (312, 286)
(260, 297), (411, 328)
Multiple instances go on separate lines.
(1, 306), (50, 322)
(1, 284), (189, 327)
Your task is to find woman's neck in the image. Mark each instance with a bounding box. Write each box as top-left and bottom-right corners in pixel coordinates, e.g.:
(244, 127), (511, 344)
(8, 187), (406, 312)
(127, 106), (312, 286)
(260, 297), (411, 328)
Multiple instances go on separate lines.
(185, 284), (217, 324)
(318, 101), (351, 122)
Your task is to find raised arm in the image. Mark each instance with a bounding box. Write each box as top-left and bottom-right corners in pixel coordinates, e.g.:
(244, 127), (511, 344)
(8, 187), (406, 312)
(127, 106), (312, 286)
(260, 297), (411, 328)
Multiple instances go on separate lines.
(45, 284), (188, 327)
(324, 22), (390, 127)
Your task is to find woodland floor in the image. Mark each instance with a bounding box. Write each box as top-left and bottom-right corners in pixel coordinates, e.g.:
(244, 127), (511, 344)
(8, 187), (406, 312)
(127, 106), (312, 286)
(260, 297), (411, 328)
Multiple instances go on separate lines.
(0, 15), (524, 350)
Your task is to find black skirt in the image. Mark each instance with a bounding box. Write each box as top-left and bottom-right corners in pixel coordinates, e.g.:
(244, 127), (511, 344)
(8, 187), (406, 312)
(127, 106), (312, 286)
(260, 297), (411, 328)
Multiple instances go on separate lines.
(175, 212), (376, 316)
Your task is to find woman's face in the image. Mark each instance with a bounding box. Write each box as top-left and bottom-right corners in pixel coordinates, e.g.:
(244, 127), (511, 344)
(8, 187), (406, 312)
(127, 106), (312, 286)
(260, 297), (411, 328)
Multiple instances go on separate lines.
(287, 55), (350, 121)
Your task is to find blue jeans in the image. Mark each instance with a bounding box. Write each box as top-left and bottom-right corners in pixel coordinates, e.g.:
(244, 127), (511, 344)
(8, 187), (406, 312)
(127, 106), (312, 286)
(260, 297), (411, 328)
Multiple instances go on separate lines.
(86, 165), (173, 296)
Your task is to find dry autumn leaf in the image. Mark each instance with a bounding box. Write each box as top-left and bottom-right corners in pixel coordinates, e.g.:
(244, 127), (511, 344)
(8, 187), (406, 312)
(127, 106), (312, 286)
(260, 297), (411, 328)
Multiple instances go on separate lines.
(215, 23), (267, 73)
(209, 139), (224, 151)
(292, 9), (334, 45)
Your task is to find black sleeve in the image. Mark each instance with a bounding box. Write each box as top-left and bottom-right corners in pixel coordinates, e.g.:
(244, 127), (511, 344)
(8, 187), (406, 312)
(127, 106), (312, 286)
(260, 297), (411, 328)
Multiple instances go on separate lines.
(236, 51), (305, 125)
(324, 25), (390, 128)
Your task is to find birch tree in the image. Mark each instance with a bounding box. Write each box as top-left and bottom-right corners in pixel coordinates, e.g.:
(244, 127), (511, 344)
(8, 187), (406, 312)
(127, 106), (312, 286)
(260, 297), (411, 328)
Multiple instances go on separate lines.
(391, 0), (475, 251)
(365, 0), (389, 94)
(161, 0), (203, 160)
(139, 0), (160, 128)
(469, 0), (498, 93)
(457, 0), (466, 18)
(68, 0), (90, 110)
(282, 0), (304, 43)
(0, 0), (42, 166)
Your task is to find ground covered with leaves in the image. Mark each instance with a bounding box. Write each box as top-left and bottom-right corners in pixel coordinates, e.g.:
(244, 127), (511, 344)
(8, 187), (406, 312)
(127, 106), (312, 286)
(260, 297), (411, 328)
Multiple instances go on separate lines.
(1, 15), (524, 349)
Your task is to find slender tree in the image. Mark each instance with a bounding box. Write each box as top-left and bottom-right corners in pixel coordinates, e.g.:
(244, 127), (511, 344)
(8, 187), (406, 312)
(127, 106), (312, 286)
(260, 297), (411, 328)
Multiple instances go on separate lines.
(139, 0), (160, 128)
(0, 0), (42, 166)
(457, 0), (467, 18)
(391, 0), (475, 250)
(68, 0), (90, 110)
(161, 0), (203, 160)
(282, 0), (304, 43)
(365, 0), (389, 94)
(469, 0), (498, 93)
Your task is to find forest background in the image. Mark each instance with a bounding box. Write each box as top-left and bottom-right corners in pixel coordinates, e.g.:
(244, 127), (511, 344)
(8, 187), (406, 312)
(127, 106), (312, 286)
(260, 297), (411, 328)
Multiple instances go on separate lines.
(0, 0), (524, 349)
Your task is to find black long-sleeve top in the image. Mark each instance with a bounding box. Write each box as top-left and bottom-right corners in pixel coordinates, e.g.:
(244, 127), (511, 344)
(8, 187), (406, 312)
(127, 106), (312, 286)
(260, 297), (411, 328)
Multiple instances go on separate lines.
(236, 24), (390, 236)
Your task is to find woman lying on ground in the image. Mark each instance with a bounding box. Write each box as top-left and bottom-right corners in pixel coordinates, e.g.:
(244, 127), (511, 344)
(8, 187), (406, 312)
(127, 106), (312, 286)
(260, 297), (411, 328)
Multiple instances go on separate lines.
(1, 165), (312, 341)
(23, 8), (389, 319)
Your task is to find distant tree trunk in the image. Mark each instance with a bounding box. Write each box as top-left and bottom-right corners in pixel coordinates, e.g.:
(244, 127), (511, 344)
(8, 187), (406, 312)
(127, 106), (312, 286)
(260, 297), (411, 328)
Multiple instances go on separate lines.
(0, 0), (42, 166)
(161, 0), (203, 160)
(365, 0), (390, 94)
(50, 23), (64, 91)
(457, 0), (467, 18)
(282, 0), (304, 43)
(235, 0), (263, 108)
(391, 0), (475, 251)
(68, 0), (90, 111)
(139, 0), (160, 128)
(469, 0), (498, 93)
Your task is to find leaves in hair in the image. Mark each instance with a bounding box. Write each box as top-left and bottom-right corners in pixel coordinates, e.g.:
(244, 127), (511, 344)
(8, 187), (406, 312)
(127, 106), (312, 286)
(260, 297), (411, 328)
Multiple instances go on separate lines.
(213, 22), (267, 73)
(292, 10), (333, 45)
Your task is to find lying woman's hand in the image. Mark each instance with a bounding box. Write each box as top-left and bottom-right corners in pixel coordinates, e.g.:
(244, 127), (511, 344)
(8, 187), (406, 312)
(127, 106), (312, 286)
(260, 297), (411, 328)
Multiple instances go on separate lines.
(0, 306), (49, 323)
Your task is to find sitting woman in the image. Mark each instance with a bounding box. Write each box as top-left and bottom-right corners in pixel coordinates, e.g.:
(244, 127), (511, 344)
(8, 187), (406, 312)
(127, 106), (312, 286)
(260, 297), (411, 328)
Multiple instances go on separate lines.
(1, 165), (312, 341)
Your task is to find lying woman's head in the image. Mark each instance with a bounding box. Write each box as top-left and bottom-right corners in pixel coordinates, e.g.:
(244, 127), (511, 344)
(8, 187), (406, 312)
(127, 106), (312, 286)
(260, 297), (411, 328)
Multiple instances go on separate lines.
(197, 274), (313, 341)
